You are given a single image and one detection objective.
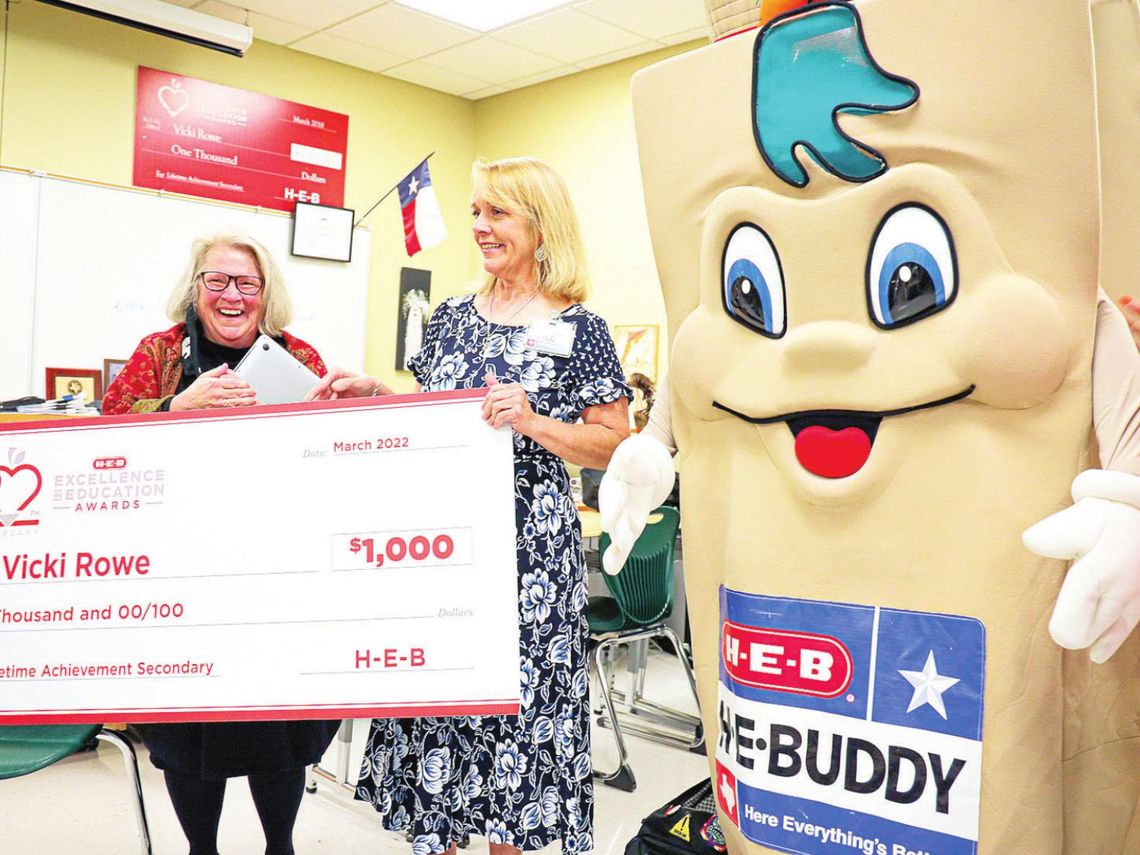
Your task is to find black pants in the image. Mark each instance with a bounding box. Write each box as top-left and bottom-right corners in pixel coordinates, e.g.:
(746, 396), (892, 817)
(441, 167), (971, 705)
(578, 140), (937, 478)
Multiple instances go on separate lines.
(163, 766), (307, 855)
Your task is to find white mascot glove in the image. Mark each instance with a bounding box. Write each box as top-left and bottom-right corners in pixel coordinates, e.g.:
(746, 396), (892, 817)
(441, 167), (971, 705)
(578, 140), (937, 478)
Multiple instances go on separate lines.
(598, 434), (675, 575)
(1022, 469), (1140, 663)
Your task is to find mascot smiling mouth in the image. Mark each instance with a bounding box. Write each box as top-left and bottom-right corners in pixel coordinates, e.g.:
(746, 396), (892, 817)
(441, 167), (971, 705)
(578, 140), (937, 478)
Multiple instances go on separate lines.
(712, 385), (975, 478)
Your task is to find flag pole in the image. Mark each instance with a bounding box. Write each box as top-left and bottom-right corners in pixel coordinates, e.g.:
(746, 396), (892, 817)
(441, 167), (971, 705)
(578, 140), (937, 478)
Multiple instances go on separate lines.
(353, 151), (436, 228)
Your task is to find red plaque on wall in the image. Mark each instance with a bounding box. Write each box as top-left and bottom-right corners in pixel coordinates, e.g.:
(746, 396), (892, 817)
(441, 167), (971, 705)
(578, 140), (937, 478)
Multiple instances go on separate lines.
(133, 66), (348, 212)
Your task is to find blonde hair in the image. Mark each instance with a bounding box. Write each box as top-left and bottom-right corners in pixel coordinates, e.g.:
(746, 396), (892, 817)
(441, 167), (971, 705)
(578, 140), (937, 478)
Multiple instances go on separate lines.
(165, 232), (293, 336)
(472, 157), (589, 302)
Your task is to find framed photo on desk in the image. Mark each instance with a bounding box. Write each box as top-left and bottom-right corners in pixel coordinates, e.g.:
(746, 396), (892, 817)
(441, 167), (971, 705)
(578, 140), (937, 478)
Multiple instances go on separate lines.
(103, 358), (128, 392)
(45, 367), (102, 401)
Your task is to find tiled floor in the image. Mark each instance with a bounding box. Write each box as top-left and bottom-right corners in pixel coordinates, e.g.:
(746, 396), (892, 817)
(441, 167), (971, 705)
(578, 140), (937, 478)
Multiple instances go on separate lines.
(0, 648), (709, 854)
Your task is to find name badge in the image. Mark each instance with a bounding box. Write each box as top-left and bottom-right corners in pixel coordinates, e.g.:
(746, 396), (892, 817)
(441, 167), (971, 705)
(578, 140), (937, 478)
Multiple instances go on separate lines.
(525, 320), (575, 357)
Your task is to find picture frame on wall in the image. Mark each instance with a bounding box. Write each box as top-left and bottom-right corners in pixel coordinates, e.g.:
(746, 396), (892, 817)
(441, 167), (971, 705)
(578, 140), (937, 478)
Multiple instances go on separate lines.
(291, 202), (354, 262)
(103, 358), (128, 392)
(394, 267), (432, 372)
(45, 367), (102, 401)
(612, 324), (659, 384)
(612, 324), (660, 432)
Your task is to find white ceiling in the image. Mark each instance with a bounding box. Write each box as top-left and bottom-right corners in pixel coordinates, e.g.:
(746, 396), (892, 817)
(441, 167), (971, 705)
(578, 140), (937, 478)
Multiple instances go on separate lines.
(167, 0), (711, 99)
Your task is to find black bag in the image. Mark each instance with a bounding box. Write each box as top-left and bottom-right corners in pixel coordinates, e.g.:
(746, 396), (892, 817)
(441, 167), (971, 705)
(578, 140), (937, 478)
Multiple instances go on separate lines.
(580, 467), (605, 509)
(624, 778), (726, 855)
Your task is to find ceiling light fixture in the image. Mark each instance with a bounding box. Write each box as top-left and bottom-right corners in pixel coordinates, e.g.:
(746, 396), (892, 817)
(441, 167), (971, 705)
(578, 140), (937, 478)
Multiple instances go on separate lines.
(394, 0), (574, 32)
(36, 0), (253, 56)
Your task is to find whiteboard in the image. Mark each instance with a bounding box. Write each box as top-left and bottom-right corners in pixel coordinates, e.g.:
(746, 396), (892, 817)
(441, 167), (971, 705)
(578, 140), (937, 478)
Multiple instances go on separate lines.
(0, 169), (369, 400)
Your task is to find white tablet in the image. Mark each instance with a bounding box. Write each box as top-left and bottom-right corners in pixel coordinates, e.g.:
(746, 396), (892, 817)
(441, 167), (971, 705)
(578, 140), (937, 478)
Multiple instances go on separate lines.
(233, 335), (321, 405)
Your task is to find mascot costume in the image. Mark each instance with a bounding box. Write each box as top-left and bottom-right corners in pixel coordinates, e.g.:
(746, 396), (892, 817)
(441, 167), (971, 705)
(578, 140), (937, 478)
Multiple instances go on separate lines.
(600, 0), (1140, 852)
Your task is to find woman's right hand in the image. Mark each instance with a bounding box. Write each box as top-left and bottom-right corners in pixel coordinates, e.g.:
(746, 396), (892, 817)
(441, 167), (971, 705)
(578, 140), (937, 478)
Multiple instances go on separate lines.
(169, 364), (258, 411)
(304, 368), (393, 401)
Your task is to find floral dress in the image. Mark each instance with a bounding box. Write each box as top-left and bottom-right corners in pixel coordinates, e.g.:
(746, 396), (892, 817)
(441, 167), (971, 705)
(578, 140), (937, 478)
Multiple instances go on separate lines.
(356, 295), (631, 853)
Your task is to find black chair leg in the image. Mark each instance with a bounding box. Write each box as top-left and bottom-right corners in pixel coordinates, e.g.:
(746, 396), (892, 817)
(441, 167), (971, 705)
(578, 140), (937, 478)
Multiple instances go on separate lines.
(605, 764), (637, 792)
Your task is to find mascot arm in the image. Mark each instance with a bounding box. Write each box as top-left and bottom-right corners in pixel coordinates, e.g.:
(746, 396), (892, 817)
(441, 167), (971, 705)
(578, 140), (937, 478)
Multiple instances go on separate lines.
(640, 378), (679, 455)
(1023, 291), (1140, 662)
(599, 380), (677, 575)
(1091, 289), (1140, 474)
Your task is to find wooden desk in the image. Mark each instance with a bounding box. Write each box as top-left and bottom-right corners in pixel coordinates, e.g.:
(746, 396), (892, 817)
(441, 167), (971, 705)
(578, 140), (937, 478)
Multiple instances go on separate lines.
(578, 507), (601, 539)
(0, 412), (70, 424)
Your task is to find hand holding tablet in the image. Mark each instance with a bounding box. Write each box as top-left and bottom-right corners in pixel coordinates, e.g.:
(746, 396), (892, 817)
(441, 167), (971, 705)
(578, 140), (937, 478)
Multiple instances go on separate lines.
(233, 334), (322, 404)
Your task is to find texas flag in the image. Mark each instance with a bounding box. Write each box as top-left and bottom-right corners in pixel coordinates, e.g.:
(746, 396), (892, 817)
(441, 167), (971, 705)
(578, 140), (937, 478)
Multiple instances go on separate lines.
(397, 158), (447, 256)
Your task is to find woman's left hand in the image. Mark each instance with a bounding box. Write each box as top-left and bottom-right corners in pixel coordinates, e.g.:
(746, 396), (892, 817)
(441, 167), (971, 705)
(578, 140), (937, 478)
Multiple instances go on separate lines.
(482, 373), (536, 433)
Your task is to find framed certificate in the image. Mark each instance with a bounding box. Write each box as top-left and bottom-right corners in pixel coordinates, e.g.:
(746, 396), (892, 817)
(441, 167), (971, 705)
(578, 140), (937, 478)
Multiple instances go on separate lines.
(45, 367), (102, 401)
(291, 201), (354, 262)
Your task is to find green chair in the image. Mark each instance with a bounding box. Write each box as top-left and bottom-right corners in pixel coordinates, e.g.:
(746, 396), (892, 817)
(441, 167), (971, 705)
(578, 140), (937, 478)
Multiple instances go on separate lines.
(588, 506), (702, 792)
(0, 725), (152, 853)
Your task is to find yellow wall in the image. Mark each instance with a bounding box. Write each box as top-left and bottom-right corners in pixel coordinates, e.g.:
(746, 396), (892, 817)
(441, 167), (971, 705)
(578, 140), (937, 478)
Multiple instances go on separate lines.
(0, 2), (697, 389)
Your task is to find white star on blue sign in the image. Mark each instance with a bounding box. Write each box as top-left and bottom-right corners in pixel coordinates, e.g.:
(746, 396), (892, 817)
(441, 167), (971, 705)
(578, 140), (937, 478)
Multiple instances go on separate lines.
(898, 650), (960, 720)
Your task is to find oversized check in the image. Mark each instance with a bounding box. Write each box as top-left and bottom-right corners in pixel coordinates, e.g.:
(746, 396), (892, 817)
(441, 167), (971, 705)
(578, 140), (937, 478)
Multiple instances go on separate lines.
(0, 390), (520, 724)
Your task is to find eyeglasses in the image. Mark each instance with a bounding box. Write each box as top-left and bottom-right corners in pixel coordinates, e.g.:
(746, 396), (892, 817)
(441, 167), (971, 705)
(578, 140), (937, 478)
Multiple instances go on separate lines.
(199, 271), (265, 296)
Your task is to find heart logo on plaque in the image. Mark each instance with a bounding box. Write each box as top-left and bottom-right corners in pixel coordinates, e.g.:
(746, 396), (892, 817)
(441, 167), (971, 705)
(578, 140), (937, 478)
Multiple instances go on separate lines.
(157, 81), (190, 118)
(0, 462), (43, 523)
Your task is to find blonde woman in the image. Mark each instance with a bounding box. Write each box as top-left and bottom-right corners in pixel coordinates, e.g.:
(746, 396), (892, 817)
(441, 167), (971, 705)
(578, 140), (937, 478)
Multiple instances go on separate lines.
(311, 157), (631, 854)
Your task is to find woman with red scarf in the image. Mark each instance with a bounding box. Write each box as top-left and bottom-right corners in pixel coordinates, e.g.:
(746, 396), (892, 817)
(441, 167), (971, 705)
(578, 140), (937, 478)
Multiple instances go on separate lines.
(103, 232), (337, 855)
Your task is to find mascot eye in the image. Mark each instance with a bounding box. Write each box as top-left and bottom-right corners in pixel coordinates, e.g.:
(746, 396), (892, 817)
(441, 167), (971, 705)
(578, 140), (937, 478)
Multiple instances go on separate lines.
(866, 204), (957, 328)
(722, 223), (786, 338)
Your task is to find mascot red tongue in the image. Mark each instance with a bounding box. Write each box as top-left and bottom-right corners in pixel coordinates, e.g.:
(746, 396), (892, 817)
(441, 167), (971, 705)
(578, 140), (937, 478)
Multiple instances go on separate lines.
(794, 425), (872, 478)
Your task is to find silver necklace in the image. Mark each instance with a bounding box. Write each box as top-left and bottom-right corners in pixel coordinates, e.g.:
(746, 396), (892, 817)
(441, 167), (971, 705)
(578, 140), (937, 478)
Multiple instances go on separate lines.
(487, 286), (539, 326)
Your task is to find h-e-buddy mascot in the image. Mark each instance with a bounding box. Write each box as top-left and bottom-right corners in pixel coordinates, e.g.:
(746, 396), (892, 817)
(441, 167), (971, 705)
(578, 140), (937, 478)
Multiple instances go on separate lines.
(601, 1), (1140, 852)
